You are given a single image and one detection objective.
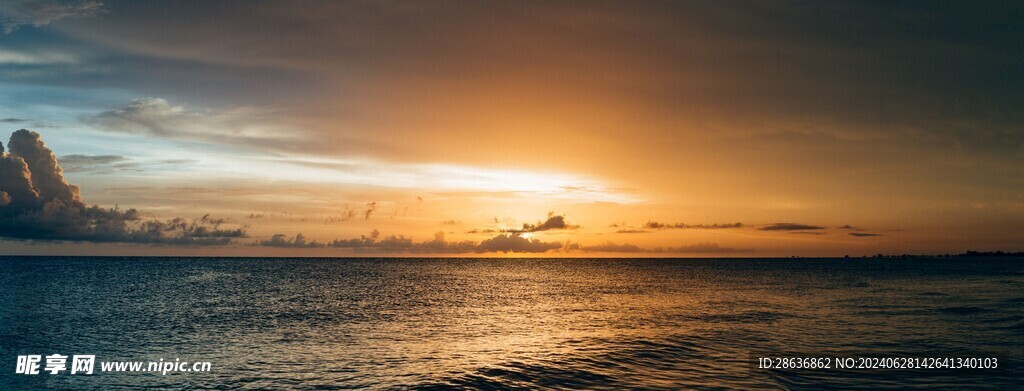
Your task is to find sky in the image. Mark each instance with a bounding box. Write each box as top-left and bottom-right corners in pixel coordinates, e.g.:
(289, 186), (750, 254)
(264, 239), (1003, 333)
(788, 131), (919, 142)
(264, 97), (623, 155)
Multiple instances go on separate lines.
(0, 0), (1020, 257)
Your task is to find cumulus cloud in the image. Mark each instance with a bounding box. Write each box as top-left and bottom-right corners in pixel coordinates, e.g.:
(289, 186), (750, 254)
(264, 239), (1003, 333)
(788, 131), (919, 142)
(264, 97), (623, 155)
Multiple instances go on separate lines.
(759, 223), (825, 231)
(476, 233), (563, 253)
(503, 212), (580, 234)
(6, 129), (80, 203)
(643, 221), (744, 229)
(0, 0), (104, 33)
(0, 129), (244, 244)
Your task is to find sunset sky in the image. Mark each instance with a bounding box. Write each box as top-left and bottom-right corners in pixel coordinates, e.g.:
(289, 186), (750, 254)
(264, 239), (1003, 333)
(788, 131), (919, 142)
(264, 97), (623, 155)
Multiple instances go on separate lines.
(0, 0), (1020, 256)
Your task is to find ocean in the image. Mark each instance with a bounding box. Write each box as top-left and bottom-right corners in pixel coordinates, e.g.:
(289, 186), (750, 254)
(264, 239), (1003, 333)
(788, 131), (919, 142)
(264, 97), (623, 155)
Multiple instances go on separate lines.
(1, 257), (1021, 389)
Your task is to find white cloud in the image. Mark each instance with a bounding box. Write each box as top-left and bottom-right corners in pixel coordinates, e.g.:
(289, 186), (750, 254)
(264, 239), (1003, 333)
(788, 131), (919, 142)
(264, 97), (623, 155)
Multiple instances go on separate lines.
(83, 97), (291, 144)
(0, 48), (76, 64)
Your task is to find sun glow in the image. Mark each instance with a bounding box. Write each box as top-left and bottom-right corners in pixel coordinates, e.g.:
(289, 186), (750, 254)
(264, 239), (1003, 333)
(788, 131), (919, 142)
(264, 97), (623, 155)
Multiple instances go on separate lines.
(191, 155), (643, 203)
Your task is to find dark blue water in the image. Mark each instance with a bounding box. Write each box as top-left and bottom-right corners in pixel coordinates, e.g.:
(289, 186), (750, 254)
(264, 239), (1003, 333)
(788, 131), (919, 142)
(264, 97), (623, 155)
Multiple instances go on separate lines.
(1, 257), (1021, 389)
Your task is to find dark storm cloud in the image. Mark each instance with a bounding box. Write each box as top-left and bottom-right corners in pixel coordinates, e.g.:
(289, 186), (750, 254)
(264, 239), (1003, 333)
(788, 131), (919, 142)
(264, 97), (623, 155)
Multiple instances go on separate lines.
(759, 223), (826, 231)
(643, 221), (744, 230)
(0, 130), (245, 244)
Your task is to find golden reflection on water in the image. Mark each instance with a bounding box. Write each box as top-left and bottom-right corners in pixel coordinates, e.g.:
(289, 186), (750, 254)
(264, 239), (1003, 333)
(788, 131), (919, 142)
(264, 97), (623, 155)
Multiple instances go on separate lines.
(3, 257), (1023, 389)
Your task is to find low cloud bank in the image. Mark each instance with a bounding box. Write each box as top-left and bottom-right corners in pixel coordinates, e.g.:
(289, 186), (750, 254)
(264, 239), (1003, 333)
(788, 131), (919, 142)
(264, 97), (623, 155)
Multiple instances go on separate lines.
(261, 229), (750, 255)
(0, 129), (244, 244)
(571, 241), (752, 254)
(259, 230), (557, 254)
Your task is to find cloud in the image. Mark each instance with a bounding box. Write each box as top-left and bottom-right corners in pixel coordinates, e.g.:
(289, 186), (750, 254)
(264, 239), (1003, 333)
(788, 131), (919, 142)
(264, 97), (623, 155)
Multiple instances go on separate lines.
(849, 232), (882, 237)
(83, 97), (192, 137)
(1, 118), (27, 123)
(759, 223), (825, 231)
(363, 201), (376, 220)
(476, 233), (563, 253)
(0, 48), (77, 64)
(259, 230), (562, 254)
(5, 128), (81, 204)
(0, 0), (104, 33)
(664, 242), (752, 253)
(57, 154), (128, 173)
(0, 130), (244, 244)
(838, 225), (862, 230)
(330, 230), (480, 253)
(615, 229), (650, 234)
(643, 221), (744, 229)
(503, 212), (580, 233)
(325, 209), (355, 223)
(58, 154), (125, 165)
(82, 98), (301, 150)
(578, 242), (646, 253)
(577, 241), (752, 254)
(258, 233), (323, 248)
